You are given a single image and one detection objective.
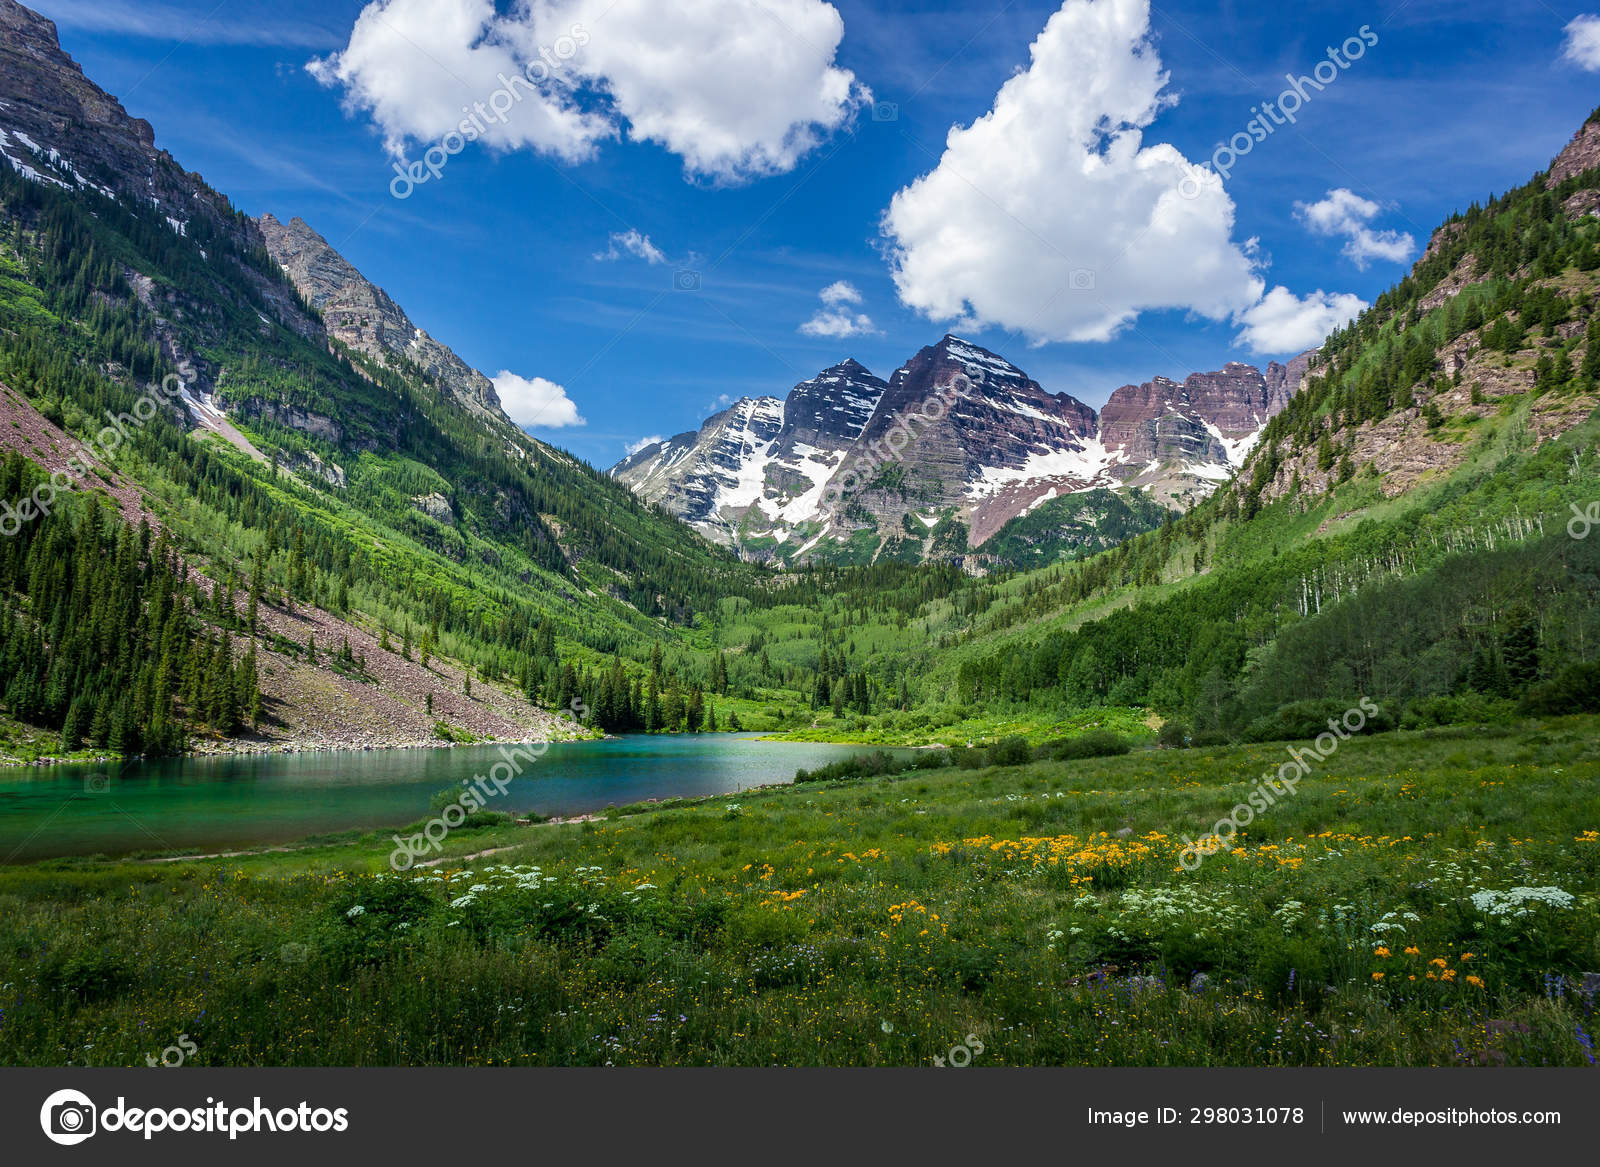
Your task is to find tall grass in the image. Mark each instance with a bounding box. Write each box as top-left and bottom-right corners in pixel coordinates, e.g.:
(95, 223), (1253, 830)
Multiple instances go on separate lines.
(0, 717), (1596, 1066)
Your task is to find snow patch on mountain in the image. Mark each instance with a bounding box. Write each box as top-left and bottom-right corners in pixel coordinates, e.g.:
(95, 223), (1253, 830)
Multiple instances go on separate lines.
(613, 335), (1312, 561)
(968, 435), (1116, 499)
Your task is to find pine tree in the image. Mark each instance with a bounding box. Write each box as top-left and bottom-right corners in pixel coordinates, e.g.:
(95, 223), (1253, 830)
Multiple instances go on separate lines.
(60, 699), (87, 752)
(662, 684), (685, 732)
(1581, 316), (1600, 388)
(1502, 611), (1541, 690)
(236, 642), (260, 730)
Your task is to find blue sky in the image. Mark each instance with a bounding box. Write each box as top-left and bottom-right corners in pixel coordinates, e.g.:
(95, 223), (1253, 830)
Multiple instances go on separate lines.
(29, 0), (1600, 467)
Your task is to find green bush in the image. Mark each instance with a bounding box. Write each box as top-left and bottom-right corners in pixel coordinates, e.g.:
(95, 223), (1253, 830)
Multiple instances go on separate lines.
(1401, 693), (1520, 728)
(1036, 730), (1131, 761)
(1242, 699), (1395, 743)
(795, 750), (902, 783)
(1521, 661), (1600, 716)
(1157, 720), (1189, 749)
(41, 950), (132, 1004)
(987, 736), (1032, 767)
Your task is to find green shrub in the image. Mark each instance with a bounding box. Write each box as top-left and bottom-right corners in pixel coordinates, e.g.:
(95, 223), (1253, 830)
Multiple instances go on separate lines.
(987, 736), (1032, 767)
(1521, 661), (1600, 716)
(1401, 693), (1520, 728)
(1157, 720), (1189, 749)
(41, 950), (132, 1004)
(795, 750), (902, 783)
(1242, 699), (1395, 743)
(1037, 730), (1131, 761)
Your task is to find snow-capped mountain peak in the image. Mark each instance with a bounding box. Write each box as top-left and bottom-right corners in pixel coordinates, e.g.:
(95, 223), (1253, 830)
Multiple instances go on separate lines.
(612, 335), (1313, 563)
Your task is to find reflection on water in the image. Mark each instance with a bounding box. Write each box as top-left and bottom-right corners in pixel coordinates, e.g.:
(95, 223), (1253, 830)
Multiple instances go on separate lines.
(0, 735), (895, 862)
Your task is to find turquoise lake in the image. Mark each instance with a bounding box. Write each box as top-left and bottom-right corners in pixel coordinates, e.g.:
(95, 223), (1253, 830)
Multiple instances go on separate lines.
(0, 735), (899, 862)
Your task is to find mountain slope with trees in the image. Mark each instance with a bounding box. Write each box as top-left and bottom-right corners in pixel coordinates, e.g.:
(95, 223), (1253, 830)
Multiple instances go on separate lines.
(0, 0), (1596, 760)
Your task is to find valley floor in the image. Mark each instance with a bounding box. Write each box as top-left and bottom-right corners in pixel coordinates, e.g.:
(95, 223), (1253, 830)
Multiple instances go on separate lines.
(0, 717), (1596, 1066)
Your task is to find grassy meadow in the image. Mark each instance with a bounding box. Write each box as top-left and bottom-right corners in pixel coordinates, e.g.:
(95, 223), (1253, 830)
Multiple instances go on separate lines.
(0, 716), (1596, 1066)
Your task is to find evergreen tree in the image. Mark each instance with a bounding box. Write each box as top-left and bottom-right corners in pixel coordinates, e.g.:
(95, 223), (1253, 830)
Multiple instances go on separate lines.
(1502, 611), (1541, 690)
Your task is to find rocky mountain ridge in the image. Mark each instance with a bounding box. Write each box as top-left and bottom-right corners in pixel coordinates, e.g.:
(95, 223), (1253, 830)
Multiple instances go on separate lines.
(256, 213), (510, 427)
(0, 0), (321, 342)
(613, 335), (1314, 562)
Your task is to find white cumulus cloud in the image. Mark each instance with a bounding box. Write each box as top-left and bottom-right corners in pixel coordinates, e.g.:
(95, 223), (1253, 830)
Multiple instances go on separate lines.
(1235, 286), (1366, 355)
(1295, 188), (1416, 269)
(624, 434), (665, 457)
(492, 371), (585, 428)
(311, 0), (868, 183)
(595, 229), (666, 264)
(800, 280), (879, 337)
(1562, 14), (1600, 71)
(881, 0), (1264, 345)
(819, 280), (862, 307)
(307, 0), (609, 163)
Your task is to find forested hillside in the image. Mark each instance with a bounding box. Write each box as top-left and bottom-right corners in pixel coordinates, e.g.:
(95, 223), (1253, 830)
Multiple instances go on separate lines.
(926, 118), (1600, 742)
(1, 3), (1597, 761)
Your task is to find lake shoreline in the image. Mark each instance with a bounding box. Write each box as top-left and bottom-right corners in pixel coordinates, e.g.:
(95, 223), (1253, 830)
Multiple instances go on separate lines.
(0, 727), (825, 770)
(0, 736), (895, 863)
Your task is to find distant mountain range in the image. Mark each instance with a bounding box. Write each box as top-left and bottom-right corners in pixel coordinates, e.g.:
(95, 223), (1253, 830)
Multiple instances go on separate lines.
(611, 335), (1311, 564)
(0, 0), (1597, 766)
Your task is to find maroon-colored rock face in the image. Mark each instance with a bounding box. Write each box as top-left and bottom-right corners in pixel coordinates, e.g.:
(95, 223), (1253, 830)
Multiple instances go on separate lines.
(612, 332), (1321, 559)
(1098, 376), (1224, 467)
(839, 336), (1104, 545)
(776, 359), (886, 452)
(1099, 361), (1291, 470)
(1264, 352), (1312, 413)
(855, 336), (1097, 484)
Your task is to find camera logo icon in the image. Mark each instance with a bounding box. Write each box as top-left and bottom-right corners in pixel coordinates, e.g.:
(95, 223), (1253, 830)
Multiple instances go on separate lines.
(673, 270), (701, 291)
(40, 1089), (97, 1146)
(280, 941), (312, 964)
(84, 773), (110, 794)
(1069, 268), (1096, 291)
(872, 101), (899, 122)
